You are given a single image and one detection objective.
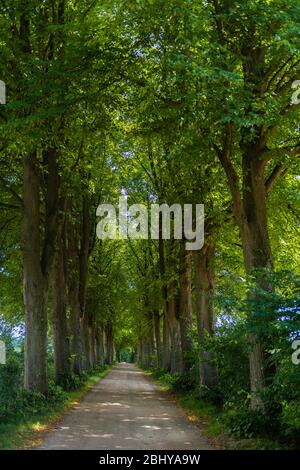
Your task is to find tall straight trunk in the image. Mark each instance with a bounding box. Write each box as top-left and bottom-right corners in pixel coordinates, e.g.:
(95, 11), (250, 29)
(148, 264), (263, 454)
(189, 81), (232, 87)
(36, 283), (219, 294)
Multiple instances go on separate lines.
(178, 250), (193, 373)
(217, 119), (274, 409)
(137, 339), (142, 365)
(81, 315), (91, 370)
(240, 154), (272, 410)
(162, 310), (171, 370)
(144, 311), (155, 368)
(77, 198), (92, 370)
(216, 38), (278, 409)
(105, 321), (114, 365)
(240, 155), (273, 274)
(69, 281), (82, 374)
(23, 154), (48, 393)
(168, 293), (182, 374)
(89, 325), (96, 368)
(52, 231), (70, 385)
(139, 337), (147, 368)
(159, 229), (171, 371)
(23, 147), (59, 393)
(193, 239), (218, 394)
(79, 197), (91, 315)
(153, 310), (162, 367)
(66, 210), (83, 375)
(95, 325), (104, 365)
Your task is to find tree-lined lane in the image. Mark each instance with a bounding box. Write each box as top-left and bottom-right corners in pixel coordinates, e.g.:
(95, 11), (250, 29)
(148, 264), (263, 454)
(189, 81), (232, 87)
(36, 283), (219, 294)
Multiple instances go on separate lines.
(38, 363), (213, 450)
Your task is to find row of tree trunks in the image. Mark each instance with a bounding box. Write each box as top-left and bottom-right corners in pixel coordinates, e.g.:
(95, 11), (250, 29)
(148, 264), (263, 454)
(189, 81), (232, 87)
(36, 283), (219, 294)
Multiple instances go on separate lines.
(52, 193), (115, 387)
(23, 147), (60, 393)
(193, 239), (218, 394)
(52, 209), (71, 385)
(240, 153), (272, 411)
(95, 324), (105, 366)
(139, 238), (218, 389)
(21, 2), (114, 394)
(167, 292), (182, 374)
(23, 153), (49, 394)
(153, 310), (162, 367)
(217, 123), (275, 410)
(105, 321), (114, 365)
(178, 249), (193, 373)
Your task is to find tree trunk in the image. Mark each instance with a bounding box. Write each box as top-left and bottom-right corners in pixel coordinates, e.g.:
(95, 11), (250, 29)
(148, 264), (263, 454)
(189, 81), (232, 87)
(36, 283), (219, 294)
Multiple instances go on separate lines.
(105, 321), (114, 365)
(66, 211), (83, 375)
(240, 156), (273, 274)
(89, 325), (96, 368)
(168, 293), (182, 374)
(162, 310), (171, 370)
(79, 197), (91, 315)
(178, 250), (193, 373)
(217, 119), (274, 410)
(159, 232), (172, 371)
(153, 310), (162, 367)
(81, 315), (91, 370)
(23, 147), (59, 393)
(95, 324), (104, 365)
(193, 239), (218, 394)
(140, 337), (147, 368)
(240, 154), (272, 410)
(137, 339), (142, 365)
(23, 154), (48, 393)
(69, 282), (82, 374)
(52, 232), (70, 386)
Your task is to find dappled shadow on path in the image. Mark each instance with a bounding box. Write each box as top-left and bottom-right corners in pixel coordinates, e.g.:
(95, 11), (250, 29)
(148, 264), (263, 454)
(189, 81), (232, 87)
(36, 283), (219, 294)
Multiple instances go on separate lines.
(37, 363), (213, 450)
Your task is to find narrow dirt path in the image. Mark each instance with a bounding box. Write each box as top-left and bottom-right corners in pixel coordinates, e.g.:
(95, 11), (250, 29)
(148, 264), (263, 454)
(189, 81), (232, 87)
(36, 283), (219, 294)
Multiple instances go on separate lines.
(38, 363), (214, 450)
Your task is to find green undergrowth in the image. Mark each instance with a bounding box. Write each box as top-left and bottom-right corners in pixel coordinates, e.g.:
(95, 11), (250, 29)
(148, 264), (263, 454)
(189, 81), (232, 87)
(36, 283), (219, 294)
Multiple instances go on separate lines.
(146, 368), (296, 450)
(0, 364), (112, 450)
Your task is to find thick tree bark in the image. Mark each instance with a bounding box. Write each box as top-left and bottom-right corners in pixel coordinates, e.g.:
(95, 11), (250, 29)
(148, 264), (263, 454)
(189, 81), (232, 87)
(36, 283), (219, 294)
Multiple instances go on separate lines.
(95, 324), (105, 365)
(178, 250), (193, 373)
(193, 239), (218, 394)
(68, 278), (82, 374)
(153, 310), (162, 367)
(23, 156), (48, 393)
(145, 314), (155, 368)
(240, 154), (272, 410)
(76, 197), (92, 371)
(67, 215), (83, 375)
(217, 121), (273, 410)
(139, 337), (147, 368)
(162, 312), (171, 370)
(79, 197), (91, 316)
(137, 339), (142, 365)
(240, 155), (273, 274)
(105, 321), (114, 365)
(52, 227), (70, 386)
(167, 291), (182, 374)
(23, 148), (59, 393)
(81, 315), (91, 370)
(88, 324), (96, 368)
(158, 230), (172, 371)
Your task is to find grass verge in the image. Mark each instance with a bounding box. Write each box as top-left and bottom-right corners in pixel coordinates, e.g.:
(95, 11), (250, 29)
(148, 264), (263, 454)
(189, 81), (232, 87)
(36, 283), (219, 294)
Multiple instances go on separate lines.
(0, 365), (113, 450)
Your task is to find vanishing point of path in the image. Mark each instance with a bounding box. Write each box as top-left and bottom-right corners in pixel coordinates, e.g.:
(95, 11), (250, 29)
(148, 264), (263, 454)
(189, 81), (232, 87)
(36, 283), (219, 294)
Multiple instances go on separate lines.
(38, 363), (214, 450)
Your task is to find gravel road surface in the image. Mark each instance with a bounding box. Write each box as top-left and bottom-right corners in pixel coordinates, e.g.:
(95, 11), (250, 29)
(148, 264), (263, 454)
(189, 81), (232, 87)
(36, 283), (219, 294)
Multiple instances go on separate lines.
(38, 363), (213, 450)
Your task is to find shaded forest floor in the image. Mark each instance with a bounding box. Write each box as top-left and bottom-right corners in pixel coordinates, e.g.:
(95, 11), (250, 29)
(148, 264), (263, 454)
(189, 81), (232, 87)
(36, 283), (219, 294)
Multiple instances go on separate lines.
(0, 366), (112, 450)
